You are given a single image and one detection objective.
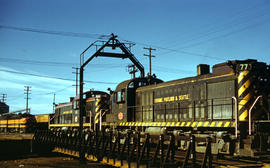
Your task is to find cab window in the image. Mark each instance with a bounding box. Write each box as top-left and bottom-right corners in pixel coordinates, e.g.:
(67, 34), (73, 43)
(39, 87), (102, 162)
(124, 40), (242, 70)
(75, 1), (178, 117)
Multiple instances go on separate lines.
(73, 100), (79, 109)
(117, 89), (125, 103)
(128, 82), (134, 88)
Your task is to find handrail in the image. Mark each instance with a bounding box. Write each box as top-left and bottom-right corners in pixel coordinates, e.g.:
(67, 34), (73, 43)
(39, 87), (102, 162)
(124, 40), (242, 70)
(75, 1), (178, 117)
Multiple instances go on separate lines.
(232, 96), (238, 138)
(89, 110), (92, 131)
(99, 109), (102, 131)
(249, 95), (262, 135)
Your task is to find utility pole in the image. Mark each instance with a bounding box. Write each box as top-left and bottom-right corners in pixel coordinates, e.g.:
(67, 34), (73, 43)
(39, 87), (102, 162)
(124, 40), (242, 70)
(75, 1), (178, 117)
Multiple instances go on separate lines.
(53, 93), (56, 113)
(1, 94), (7, 103)
(128, 64), (138, 79)
(72, 67), (79, 96)
(143, 47), (156, 76)
(24, 86), (31, 113)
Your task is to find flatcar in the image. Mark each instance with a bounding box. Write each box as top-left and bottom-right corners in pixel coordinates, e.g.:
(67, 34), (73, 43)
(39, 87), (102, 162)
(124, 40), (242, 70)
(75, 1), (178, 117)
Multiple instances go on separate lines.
(49, 90), (109, 130)
(107, 59), (270, 156)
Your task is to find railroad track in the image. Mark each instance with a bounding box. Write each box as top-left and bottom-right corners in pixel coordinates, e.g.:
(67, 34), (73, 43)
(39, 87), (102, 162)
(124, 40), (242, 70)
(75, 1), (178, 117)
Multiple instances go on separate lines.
(53, 146), (268, 168)
(33, 129), (270, 168)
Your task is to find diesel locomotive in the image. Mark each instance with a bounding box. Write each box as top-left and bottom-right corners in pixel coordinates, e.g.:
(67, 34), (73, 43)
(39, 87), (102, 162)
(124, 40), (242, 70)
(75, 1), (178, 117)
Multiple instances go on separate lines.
(0, 113), (50, 133)
(49, 90), (110, 130)
(51, 59), (270, 157)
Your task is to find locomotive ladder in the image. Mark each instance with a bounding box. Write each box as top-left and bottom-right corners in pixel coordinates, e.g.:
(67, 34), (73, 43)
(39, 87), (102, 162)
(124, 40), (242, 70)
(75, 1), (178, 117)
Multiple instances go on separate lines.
(33, 129), (213, 168)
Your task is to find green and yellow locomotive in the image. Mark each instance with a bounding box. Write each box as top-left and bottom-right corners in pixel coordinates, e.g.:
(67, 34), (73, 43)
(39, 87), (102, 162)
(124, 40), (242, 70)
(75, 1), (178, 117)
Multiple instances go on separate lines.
(106, 59), (270, 156)
(49, 90), (109, 130)
(0, 113), (50, 133)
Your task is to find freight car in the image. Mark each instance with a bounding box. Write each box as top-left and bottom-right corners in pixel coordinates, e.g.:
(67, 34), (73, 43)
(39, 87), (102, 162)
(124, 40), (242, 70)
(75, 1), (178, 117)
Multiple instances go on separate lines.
(106, 59), (270, 157)
(49, 90), (109, 130)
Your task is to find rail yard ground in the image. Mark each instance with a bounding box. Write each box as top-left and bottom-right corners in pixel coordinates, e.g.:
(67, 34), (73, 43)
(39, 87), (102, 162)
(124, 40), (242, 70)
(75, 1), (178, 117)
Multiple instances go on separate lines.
(0, 154), (115, 168)
(0, 133), (114, 168)
(1, 152), (270, 168)
(1, 133), (270, 168)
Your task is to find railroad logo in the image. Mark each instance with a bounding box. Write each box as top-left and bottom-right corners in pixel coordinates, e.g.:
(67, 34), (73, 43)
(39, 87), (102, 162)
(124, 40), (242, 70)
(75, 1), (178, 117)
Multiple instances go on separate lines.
(118, 112), (123, 120)
(154, 94), (189, 103)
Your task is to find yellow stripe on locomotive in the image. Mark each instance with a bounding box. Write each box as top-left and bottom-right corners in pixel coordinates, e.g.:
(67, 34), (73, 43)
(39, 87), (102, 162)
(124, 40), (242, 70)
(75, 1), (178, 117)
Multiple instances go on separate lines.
(95, 98), (102, 124)
(238, 70), (253, 121)
(114, 121), (233, 128)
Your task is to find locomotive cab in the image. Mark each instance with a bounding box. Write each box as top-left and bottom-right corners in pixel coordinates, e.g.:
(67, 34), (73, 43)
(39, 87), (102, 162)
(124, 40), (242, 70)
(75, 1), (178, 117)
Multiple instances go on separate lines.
(108, 76), (163, 123)
(84, 91), (110, 127)
(49, 90), (109, 130)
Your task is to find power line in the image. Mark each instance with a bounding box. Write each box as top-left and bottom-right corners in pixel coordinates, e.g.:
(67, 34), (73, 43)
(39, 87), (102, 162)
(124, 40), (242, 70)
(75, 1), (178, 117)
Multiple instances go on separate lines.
(0, 24), (223, 61)
(158, 1), (270, 49)
(0, 57), (129, 69)
(177, 8), (270, 49)
(120, 2), (270, 59)
(153, 65), (194, 75)
(0, 69), (117, 84)
(119, 37), (225, 60)
(142, 14), (270, 58)
(179, 16), (270, 50)
(0, 57), (194, 81)
(0, 25), (110, 39)
(5, 93), (24, 98)
(0, 57), (76, 66)
(33, 85), (74, 96)
(5, 94), (24, 102)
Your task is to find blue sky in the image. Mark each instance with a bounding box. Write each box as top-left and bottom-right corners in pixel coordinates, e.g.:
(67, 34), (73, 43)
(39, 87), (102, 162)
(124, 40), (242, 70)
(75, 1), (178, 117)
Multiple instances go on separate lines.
(1, 0), (270, 114)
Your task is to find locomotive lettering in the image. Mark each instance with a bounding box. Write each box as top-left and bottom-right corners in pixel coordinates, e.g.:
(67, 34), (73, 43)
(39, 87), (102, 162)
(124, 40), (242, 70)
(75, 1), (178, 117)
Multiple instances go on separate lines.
(154, 94), (189, 103)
